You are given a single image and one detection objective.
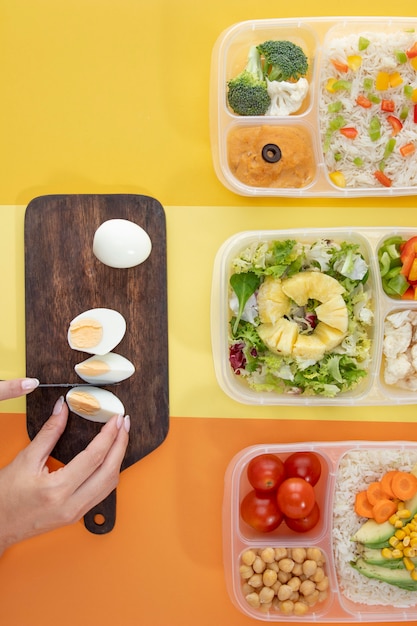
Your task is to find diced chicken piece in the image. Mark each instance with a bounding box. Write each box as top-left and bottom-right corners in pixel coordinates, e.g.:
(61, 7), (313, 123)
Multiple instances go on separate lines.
(383, 322), (412, 358)
(384, 353), (413, 385)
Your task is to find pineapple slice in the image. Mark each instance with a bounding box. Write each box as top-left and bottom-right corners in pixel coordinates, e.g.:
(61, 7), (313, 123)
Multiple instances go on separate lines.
(257, 277), (291, 324)
(315, 294), (348, 333)
(258, 318), (298, 355)
(282, 271), (344, 305)
(292, 334), (326, 361)
(314, 322), (347, 351)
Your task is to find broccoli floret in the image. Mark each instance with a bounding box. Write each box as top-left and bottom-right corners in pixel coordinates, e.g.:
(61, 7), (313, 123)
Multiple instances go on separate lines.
(257, 40), (308, 83)
(227, 45), (270, 116)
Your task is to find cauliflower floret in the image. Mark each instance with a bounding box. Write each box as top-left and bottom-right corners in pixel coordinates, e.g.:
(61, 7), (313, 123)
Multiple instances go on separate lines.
(384, 352), (413, 385)
(386, 310), (412, 329)
(265, 77), (309, 116)
(411, 343), (417, 371)
(383, 322), (412, 358)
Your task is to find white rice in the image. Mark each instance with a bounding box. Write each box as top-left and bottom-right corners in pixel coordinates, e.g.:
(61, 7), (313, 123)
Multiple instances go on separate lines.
(333, 447), (417, 607)
(319, 31), (417, 188)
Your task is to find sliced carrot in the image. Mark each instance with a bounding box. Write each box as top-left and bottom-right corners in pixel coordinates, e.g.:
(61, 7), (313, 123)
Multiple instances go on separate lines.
(391, 471), (417, 500)
(367, 480), (391, 505)
(355, 490), (374, 518)
(331, 58), (349, 73)
(380, 470), (398, 499)
(400, 143), (416, 157)
(372, 498), (398, 524)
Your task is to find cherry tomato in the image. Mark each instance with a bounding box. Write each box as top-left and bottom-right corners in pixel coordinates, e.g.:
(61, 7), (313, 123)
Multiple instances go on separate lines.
(277, 477), (315, 520)
(240, 489), (284, 532)
(284, 451), (322, 486)
(247, 454), (286, 493)
(284, 502), (320, 533)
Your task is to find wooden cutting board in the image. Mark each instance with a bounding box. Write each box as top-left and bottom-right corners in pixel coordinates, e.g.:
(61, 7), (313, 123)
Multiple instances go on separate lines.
(25, 194), (169, 534)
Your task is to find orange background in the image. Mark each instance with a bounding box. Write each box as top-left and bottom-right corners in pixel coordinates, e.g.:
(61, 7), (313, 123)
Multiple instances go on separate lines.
(1, 0), (417, 625)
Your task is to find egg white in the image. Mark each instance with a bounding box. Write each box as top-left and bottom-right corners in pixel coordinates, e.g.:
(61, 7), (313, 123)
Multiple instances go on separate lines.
(66, 386), (125, 423)
(68, 308), (126, 355)
(75, 352), (135, 384)
(93, 218), (152, 268)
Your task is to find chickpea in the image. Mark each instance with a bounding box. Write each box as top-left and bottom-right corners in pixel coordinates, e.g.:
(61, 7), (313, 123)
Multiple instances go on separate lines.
(277, 570), (291, 583)
(260, 547), (275, 563)
(307, 547), (324, 564)
(318, 590), (329, 603)
(291, 547), (307, 563)
(266, 560), (279, 572)
(260, 602), (272, 614)
(293, 600), (309, 616)
(242, 582), (253, 596)
(263, 568), (278, 587)
(239, 564), (254, 579)
(292, 562), (303, 576)
(259, 586), (275, 605)
(274, 547), (287, 560)
(245, 592), (260, 608)
(248, 573), (263, 589)
(287, 576), (301, 592)
(278, 558), (294, 573)
(302, 559), (318, 578)
(253, 555), (266, 573)
(300, 579), (316, 597)
(278, 600), (294, 615)
(289, 590), (299, 602)
(277, 584), (293, 601)
(304, 589), (320, 606)
(311, 566), (325, 583)
(241, 549), (257, 566)
(271, 580), (281, 595)
(316, 575), (329, 592)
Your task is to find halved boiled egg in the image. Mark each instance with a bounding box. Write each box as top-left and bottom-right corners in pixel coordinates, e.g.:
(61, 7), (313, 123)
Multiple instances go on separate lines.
(68, 308), (126, 355)
(74, 352), (135, 385)
(66, 386), (125, 423)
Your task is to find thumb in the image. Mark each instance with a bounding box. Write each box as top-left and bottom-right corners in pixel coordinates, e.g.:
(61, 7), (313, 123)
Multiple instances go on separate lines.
(24, 396), (69, 469)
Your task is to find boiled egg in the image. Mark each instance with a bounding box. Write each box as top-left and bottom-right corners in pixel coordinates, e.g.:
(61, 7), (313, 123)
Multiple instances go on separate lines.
(66, 386), (125, 423)
(93, 218), (152, 268)
(68, 308), (126, 355)
(74, 352), (135, 385)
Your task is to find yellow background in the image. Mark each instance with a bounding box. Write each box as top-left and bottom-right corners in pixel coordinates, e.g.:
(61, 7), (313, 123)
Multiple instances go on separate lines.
(1, 1), (417, 625)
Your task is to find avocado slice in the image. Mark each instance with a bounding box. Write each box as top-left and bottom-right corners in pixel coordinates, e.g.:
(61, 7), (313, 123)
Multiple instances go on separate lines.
(358, 545), (416, 569)
(352, 557), (417, 591)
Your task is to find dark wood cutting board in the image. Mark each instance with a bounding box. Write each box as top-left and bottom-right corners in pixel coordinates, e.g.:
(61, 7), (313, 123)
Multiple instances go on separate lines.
(25, 194), (169, 534)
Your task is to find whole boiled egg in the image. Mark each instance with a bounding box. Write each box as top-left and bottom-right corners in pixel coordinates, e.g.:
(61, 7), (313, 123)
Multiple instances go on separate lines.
(68, 308), (126, 355)
(75, 352), (135, 385)
(93, 218), (152, 268)
(66, 386), (125, 423)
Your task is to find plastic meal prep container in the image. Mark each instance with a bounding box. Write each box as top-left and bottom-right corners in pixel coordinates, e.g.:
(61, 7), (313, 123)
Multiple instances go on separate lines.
(223, 441), (417, 622)
(210, 16), (417, 197)
(211, 226), (417, 406)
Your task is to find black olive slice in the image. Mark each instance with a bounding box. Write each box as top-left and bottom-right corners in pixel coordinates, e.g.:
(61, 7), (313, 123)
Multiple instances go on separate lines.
(261, 143), (282, 163)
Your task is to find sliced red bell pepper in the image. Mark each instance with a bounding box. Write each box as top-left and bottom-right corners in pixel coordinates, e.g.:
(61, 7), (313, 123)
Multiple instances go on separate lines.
(387, 115), (403, 136)
(400, 236), (417, 277)
(381, 99), (395, 112)
(406, 41), (417, 59)
(356, 94), (372, 108)
(340, 127), (358, 139)
(409, 258), (417, 282)
(401, 286), (417, 300)
(414, 103), (417, 124)
(331, 58), (349, 73)
(374, 170), (392, 187)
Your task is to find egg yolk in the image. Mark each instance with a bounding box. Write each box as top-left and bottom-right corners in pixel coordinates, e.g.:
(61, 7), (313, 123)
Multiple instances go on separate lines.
(69, 318), (103, 349)
(76, 360), (110, 378)
(69, 391), (101, 416)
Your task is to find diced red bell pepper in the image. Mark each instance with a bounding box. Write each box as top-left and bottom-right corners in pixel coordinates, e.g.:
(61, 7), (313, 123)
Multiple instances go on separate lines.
(414, 103), (417, 123)
(401, 286), (417, 300)
(356, 94), (372, 108)
(374, 170), (392, 187)
(406, 41), (417, 59)
(387, 115), (403, 136)
(381, 99), (395, 112)
(409, 258), (417, 282)
(340, 127), (358, 139)
(400, 236), (417, 277)
(400, 143), (416, 157)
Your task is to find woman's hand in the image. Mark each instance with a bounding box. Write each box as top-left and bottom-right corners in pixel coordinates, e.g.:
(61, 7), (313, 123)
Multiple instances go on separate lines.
(0, 381), (130, 555)
(0, 377), (40, 400)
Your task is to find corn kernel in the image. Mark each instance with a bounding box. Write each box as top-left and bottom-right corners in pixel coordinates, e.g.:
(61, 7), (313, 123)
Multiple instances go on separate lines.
(392, 548), (404, 558)
(389, 514), (398, 525)
(389, 536), (400, 548)
(397, 509), (411, 519)
(395, 529), (406, 540)
(381, 548), (393, 559)
(410, 538), (417, 548)
(403, 557), (415, 571)
(397, 501), (406, 511)
(411, 569), (417, 581)
(403, 536), (411, 547)
(404, 547), (417, 558)
(395, 520), (404, 528)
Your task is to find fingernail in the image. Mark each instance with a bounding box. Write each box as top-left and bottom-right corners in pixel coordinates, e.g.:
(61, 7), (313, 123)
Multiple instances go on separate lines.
(116, 414), (124, 429)
(124, 415), (131, 433)
(52, 395), (65, 415)
(21, 378), (39, 391)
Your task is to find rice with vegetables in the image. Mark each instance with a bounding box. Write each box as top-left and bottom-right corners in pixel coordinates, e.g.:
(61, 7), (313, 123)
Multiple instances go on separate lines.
(319, 30), (417, 189)
(333, 448), (417, 606)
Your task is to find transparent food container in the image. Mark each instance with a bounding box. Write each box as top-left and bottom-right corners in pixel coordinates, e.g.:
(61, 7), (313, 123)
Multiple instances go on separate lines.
(210, 17), (417, 197)
(211, 227), (417, 405)
(223, 442), (417, 622)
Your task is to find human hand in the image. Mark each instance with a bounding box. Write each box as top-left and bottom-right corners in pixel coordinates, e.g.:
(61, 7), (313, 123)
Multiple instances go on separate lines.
(0, 393), (129, 555)
(0, 377), (40, 401)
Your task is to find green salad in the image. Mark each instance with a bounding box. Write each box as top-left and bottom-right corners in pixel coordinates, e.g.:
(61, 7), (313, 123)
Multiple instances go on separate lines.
(228, 238), (374, 397)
